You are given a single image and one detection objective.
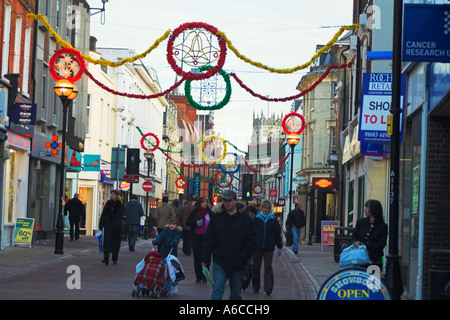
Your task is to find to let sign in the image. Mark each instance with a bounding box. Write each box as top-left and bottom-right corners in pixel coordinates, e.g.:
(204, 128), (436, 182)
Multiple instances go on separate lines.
(403, 4), (450, 63)
(358, 73), (405, 143)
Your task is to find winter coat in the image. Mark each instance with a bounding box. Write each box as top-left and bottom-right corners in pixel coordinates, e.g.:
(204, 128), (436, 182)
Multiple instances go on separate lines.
(254, 212), (283, 251)
(123, 199), (144, 225)
(286, 208), (306, 229)
(178, 203), (194, 231)
(201, 203), (256, 272)
(156, 225), (182, 258)
(64, 197), (86, 221)
(154, 203), (176, 229)
(99, 199), (124, 254)
(353, 217), (388, 265)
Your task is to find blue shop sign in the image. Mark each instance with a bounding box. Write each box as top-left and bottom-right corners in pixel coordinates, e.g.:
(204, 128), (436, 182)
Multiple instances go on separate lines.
(403, 4), (450, 63)
(317, 267), (392, 300)
(83, 154), (101, 171)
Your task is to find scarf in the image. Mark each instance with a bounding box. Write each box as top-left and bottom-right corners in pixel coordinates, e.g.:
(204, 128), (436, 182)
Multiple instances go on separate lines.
(196, 207), (210, 221)
(257, 212), (274, 223)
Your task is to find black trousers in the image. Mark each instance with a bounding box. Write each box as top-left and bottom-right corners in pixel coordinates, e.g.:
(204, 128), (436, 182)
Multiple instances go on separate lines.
(69, 218), (80, 240)
(192, 234), (209, 281)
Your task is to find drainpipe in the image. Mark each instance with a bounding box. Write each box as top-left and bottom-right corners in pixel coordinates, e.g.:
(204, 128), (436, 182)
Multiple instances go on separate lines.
(416, 63), (429, 300)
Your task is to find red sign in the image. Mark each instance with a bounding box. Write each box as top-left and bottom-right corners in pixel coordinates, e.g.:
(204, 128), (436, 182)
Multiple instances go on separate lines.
(312, 177), (335, 191)
(269, 189), (277, 197)
(123, 174), (139, 183)
(142, 181), (154, 192)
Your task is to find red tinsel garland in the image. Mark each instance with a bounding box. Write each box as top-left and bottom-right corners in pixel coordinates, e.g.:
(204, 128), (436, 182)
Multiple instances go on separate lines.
(84, 68), (185, 99)
(230, 62), (352, 102)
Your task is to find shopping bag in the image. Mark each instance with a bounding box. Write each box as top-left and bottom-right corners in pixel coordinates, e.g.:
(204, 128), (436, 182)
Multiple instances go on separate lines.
(202, 266), (214, 288)
(96, 230), (103, 253)
(339, 244), (371, 268)
(165, 254), (185, 283)
(135, 259), (145, 277)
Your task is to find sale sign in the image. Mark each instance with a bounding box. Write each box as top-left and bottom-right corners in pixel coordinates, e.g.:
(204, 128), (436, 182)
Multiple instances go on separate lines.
(358, 73), (405, 143)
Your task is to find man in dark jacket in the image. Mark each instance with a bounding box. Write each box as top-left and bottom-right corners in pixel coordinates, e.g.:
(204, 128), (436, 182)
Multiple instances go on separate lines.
(201, 190), (256, 300)
(64, 193), (86, 241)
(286, 203), (306, 254)
(123, 194), (144, 251)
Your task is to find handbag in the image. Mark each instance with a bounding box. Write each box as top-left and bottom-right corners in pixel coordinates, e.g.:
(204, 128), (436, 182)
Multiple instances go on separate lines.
(339, 244), (371, 268)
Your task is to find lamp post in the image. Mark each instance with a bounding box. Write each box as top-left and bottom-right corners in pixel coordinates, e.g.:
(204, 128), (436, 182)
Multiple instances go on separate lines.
(143, 149), (154, 239)
(286, 133), (300, 213)
(54, 79), (77, 255)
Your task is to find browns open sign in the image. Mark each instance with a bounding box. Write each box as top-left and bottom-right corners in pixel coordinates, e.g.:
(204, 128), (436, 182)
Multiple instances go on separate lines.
(312, 178), (335, 191)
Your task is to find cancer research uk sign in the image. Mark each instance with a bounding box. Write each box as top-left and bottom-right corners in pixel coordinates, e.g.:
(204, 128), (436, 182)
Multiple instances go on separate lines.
(358, 73), (405, 143)
(403, 4), (450, 63)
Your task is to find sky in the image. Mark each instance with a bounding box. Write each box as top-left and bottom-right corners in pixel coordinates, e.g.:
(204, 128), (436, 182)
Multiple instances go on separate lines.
(88, 0), (354, 151)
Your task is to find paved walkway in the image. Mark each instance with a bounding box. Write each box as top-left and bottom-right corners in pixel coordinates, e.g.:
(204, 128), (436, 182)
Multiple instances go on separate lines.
(0, 236), (340, 300)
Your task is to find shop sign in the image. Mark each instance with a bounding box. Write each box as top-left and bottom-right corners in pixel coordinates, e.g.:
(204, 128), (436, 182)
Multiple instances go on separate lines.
(83, 154), (101, 171)
(10, 102), (36, 125)
(317, 268), (392, 300)
(312, 177), (335, 191)
(403, 4), (450, 63)
(120, 181), (131, 192)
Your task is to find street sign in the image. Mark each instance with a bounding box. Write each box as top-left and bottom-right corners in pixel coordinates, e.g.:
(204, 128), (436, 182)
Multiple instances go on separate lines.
(142, 180), (154, 192)
(403, 4), (450, 63)
(123, 174), (139, 183)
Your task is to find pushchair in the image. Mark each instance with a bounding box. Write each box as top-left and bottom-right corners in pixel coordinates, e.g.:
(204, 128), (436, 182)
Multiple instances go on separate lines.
(132, 250), (168, 298)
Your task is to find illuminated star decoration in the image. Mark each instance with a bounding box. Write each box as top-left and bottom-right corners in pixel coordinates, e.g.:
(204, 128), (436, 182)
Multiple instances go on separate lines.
(45, 135), (62, 155)
(49, 47), (86, 83)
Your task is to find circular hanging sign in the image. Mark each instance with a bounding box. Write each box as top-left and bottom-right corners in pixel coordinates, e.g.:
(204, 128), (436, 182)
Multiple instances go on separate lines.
(253, 184), (263, 194)
(49, 47), (86, 83)
(317, 267), (392, 300)
(142, 181), (154, 192)
(140, 132), (160, 152)
(167, 22), (227, 81)
(282, 112), (306, 135)
(175, 176), (187, 189)
(215, 171), (233, 188)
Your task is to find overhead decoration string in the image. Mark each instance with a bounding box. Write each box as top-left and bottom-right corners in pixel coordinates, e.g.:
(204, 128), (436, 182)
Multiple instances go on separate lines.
(28, 13), (357, 74)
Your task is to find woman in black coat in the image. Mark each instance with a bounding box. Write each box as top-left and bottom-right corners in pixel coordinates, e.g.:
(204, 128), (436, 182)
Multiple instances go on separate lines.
(353, 199), (388, 269)
(99, 190), (124, 265)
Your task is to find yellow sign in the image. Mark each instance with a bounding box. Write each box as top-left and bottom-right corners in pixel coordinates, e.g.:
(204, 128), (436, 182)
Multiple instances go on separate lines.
(386, 114), (393, 136)
(14, 218), (35, 245)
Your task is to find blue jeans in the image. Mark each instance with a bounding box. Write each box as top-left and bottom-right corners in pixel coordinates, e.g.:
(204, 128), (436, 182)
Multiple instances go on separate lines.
(211, 263), (243, 300)
(291, 226), (302, 252)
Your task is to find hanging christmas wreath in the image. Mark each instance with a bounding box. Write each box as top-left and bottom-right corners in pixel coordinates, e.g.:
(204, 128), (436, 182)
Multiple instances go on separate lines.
(200, 135), (227, 163)
(49, 47), (86, 83)
(282, 112), (306, 135)
(167, 22), (227, 81)
(215, 171), (233, 188)
(175, 176), (187, 189)
(140, 132), (160, 152)
(184, 65), (232, 110)
(253, 184), (263, 194)
(218, 152), (241, 174)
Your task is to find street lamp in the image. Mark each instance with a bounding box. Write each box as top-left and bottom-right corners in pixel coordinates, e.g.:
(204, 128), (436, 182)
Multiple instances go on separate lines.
(286, 133), (300, 213)
(143, 149), (154, 239)
(53, 79), (77, 255)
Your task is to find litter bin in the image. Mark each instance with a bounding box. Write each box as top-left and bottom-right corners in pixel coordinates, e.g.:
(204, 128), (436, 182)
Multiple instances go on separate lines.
(334, 227), (354, 262)
(430, 249), (450, 300)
